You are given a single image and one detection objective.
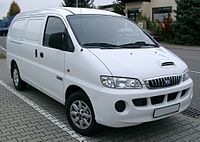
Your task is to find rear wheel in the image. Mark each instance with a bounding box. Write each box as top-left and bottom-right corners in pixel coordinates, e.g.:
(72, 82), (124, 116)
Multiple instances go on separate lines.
(66, 91), (99, 136)
(12, 64), (26, 90)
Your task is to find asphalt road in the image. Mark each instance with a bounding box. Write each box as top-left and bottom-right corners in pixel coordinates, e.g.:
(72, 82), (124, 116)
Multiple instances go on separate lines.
(1, 36), (200, 141)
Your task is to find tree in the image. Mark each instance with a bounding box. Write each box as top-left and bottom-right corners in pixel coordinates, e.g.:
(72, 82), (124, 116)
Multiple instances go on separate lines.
(7, 1), (21, 17)
(173, 0), (200, 45)
(62, 0), (94, 8)
(113, 1), (125, 15)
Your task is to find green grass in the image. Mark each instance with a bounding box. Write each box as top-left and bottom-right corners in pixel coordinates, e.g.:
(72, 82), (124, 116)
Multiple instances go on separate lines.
(0, 53), (6, 59)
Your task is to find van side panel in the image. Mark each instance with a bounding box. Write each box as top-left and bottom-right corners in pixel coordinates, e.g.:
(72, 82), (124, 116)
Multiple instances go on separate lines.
(7, 19), (26, 78)
(21, 17), (45, 88)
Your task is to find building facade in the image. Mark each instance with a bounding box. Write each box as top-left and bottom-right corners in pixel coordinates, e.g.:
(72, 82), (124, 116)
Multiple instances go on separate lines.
(99, 0), (177, 23)
(125, 0), (177, 22)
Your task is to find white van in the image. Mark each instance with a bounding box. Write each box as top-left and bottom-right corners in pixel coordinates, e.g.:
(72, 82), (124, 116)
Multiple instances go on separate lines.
(7, 7), (193, 135)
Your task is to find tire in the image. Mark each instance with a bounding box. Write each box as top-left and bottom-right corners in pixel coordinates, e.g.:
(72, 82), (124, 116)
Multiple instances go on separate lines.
(66, 91), (99, 136)
(12, 64), (26, 91)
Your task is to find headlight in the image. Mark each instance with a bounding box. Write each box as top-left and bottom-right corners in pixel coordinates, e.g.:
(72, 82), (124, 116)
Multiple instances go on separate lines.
(182, 69), (190, 81)
(100, 76), (142, 89)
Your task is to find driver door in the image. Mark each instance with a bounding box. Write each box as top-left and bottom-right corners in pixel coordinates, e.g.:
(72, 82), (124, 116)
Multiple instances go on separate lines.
(38, 16), (71, 103)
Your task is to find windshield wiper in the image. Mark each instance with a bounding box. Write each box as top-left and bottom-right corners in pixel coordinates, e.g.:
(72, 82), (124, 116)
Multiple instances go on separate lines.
(82, 42), (121, 49)
(120, 41), (159, 48)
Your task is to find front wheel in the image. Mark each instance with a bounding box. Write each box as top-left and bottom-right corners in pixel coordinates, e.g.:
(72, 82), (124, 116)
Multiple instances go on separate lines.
(66, 91), (99, 136)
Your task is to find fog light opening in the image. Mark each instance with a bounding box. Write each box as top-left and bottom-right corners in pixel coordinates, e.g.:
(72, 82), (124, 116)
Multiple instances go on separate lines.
(115, 100), (126, 112)
(181, 89), (188, 97)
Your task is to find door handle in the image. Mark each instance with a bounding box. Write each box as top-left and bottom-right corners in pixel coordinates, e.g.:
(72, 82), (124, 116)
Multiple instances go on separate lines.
(56, 76), (63, 81)
(40, 52), (44, 58)
(35, 49), (37, 57)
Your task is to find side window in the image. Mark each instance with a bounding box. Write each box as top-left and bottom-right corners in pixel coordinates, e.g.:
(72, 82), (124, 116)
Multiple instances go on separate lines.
(43, 16), (74, 52)
(25, 19), (43, 43)
(10, 19), (25, 39)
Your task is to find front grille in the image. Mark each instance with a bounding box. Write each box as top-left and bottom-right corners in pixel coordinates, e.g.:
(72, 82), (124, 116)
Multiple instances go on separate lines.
(132, 92), (179, 107)
(133, 98), (147, 106)
(151, 95), (165, 105)
(167, 92), (178, 101)
(144, 75), (182, 89)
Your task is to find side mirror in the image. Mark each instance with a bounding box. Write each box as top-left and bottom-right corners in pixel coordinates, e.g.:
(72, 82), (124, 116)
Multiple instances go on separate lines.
(48, 32), (67, 50)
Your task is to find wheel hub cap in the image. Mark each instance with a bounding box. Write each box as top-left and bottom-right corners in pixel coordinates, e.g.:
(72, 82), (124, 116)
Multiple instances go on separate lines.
(70, 100), (92, 129)
(13, 69), (19, 86)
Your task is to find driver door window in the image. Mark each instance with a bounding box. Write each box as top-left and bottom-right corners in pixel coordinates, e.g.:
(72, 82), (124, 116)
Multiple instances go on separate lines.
(43, 16), (74, 52)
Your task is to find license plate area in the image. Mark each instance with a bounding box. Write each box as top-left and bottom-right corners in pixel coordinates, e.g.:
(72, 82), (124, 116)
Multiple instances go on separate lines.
(153, 103), (180, 118)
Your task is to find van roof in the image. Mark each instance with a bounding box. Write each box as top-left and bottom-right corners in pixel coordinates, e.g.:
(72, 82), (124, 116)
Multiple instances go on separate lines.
(15, 7), (121, 19)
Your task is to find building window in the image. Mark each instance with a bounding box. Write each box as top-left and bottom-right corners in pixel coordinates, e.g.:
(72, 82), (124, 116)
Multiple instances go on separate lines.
(128, 8), (142, 21)
(152, 6), (172, 22)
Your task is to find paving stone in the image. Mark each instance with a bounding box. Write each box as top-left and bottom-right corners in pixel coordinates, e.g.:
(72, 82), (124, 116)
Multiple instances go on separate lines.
(0, 81), (76, 141)
(7, 133), (22, 140)
(16, 135), (32, 141)
(30, 132), (45, 139)
(0, 136), (7, 141)
(6, 139), (18, 142)
(28, 137), (43, 142)
(52, 136), (71, 142)
(41, 134), (57, 140)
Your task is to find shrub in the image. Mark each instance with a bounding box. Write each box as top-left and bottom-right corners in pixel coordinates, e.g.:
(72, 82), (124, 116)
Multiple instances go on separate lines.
(0, 53), (6, 59)
(173, 0), (200, 45)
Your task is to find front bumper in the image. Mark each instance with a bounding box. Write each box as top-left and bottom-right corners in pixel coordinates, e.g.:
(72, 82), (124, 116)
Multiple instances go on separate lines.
(89, 78), (193, 127)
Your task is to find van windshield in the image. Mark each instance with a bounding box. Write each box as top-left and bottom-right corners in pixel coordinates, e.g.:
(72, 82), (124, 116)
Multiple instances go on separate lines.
(67, 15), (158, 49)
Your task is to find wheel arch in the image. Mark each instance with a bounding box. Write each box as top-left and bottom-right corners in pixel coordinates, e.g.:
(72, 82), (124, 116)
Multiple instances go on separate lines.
(65, 85), (91, 104)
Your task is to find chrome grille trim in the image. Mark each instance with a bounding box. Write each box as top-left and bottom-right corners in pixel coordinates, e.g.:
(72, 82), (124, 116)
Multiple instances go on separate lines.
(144, 75), (182, 89)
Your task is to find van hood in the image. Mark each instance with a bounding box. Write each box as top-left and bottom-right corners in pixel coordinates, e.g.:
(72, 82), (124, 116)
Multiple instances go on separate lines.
(89, 47), (187, 82)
